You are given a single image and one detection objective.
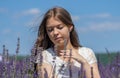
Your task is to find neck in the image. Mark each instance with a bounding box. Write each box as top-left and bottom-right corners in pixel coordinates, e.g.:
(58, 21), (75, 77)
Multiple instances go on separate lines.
(56, 40), (73, 50)
(56, 44), (73, 50)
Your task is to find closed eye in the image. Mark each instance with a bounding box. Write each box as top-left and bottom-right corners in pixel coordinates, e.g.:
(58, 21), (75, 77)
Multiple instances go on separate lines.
(57, 25), (64, 30)
(46, 24), (64, 32)
(47, 28), (53, 32)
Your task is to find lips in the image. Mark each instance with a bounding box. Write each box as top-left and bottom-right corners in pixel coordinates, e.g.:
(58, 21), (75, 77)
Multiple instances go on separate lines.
(54, 37), (62, 41)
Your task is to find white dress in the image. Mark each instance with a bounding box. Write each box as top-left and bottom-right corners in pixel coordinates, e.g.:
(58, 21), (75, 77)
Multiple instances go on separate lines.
(36, 47), (97, 78)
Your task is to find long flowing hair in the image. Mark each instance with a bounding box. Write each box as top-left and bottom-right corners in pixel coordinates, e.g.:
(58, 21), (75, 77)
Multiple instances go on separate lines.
(35, 6), (82, 49)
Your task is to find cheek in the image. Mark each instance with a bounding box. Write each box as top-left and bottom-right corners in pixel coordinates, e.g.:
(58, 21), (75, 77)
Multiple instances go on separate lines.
(47, 32), (54, 40)
(63, 30), (70, 37)
(47, 31), (52, 37)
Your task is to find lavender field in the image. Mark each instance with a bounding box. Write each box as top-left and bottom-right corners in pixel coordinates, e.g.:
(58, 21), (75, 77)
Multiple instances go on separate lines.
(0, 38), (120, 78)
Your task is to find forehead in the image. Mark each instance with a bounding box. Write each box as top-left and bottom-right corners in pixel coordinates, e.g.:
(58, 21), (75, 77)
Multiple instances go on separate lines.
(46, 17), (63, 27)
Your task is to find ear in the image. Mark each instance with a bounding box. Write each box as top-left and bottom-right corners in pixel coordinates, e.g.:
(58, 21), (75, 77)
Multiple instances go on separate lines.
(69, 25), (73, 32)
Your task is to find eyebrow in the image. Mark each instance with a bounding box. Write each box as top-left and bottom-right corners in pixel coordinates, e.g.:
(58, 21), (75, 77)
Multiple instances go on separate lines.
(46, 24), (62, 28)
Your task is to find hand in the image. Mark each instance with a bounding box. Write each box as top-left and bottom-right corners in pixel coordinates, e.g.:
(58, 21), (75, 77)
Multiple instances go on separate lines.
(59, 49), (88, 64)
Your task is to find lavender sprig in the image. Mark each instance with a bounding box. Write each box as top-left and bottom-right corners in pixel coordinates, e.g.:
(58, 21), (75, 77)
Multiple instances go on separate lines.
(37, 47), (43, 78)
(68, 49), (72, 78)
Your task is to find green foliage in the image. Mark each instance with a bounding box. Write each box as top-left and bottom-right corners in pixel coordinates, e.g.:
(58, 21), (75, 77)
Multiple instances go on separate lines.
(10, 52), (117, 65)
(9, 55), (30, 61)
(96, 52), (117, 65)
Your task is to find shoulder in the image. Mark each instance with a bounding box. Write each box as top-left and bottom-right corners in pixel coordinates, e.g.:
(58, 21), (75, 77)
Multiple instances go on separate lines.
(43, 48), (55, 62)
(78, 47), (97, 64)
(36, 48), (54, 63)
(42, 48), (54, 56)
(79, 47), (94, 55)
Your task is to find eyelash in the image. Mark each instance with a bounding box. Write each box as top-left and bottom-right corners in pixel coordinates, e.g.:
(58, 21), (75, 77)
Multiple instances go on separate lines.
(47, 28), (53, 32)
(47, 26), (64, 32)
(57, 26), (63, 29)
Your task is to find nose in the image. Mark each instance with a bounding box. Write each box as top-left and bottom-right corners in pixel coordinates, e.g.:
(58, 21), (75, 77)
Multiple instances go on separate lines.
(53, 28), (59, 36)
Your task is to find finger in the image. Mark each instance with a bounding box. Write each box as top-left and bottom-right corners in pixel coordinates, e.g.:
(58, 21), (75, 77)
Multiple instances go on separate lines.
(60, 50), (71, 52)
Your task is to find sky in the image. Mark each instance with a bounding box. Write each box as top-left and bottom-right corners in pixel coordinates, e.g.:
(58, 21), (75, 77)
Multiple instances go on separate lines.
(0, 0), (120, 55)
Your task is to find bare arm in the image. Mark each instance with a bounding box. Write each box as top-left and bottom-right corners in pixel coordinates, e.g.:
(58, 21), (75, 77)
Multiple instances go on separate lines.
(73, 50), (101, 78)
(60, 49), (101, 78)
(37, 63), (54, 78)
(81, 62), (101, 78)
(90, 63), (101, 78)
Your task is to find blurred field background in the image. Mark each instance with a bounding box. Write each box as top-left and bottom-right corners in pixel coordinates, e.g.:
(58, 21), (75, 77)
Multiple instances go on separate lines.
(12, 52), (117, 65)
(0, 38), (119, 78)
(0, 47), (118, 67)
(1, 1), (120, 77)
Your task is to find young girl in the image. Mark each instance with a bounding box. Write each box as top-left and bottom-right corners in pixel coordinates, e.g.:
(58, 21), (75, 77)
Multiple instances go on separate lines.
(35, 6), (100, 78)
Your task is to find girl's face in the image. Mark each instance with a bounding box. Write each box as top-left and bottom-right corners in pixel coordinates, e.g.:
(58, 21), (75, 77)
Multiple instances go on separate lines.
(46, 17), (73, 46)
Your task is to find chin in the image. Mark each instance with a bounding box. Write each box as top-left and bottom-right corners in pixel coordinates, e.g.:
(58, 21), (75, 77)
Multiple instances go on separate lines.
(54, 41), (64, 46)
